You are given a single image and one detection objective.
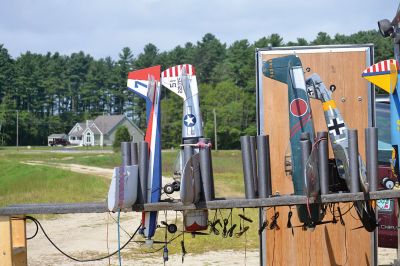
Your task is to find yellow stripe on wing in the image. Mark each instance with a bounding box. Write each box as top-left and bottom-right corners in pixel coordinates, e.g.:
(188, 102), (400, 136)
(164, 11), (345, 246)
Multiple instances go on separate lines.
(322, 100), (337, 111)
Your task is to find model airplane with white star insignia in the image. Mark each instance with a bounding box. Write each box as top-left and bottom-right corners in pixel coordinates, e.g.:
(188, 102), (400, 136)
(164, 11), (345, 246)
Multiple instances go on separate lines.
(161, 64), (209, 233)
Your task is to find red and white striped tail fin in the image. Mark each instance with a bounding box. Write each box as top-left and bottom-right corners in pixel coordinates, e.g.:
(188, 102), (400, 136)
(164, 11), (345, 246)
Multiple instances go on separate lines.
(161, 64), (198, 99)
(362, 59), (399, 76)
(162, 64), (196, 78)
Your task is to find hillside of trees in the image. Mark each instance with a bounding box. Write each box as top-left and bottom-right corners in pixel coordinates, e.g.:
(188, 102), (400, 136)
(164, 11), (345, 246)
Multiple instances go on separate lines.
(0, 31), (393, 148)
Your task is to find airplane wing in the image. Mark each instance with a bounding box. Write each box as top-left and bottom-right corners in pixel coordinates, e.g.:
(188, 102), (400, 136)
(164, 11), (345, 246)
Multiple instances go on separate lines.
(161, 64), (198, 99)
(361, 59), (398, 93)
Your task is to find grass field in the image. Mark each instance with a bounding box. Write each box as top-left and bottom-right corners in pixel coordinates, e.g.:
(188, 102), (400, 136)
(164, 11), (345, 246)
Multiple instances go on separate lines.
(0, 147), (259, 254)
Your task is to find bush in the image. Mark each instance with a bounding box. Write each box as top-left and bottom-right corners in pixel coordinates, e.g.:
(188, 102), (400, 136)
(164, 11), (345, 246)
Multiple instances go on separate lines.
(112, 126), (131, 152)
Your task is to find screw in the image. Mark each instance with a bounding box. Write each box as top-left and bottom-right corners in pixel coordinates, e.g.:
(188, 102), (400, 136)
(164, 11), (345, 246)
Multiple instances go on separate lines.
(341, 97), (346, 102)
(358, 96), (362, 102)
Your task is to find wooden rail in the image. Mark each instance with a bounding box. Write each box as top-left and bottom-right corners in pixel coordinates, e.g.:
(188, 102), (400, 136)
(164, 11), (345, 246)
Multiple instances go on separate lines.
(1, 190), (400, 215)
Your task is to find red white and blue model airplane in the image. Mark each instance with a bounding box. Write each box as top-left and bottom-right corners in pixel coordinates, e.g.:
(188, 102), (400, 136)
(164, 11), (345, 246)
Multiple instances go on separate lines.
(127, 66), (162, 240)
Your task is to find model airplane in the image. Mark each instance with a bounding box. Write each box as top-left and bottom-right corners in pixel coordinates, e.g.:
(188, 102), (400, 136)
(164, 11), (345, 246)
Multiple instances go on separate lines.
(161, 64), (208, 232)
(375, 3), (400, 179)
(305, 73), (377, 232)
(362, 60), (399, 177)
(262, 55), (323, 227)
(127, 66), (162, 240)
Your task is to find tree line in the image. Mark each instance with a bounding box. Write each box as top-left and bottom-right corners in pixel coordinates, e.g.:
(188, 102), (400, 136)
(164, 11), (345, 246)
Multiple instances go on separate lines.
(0, 30), (393, 148)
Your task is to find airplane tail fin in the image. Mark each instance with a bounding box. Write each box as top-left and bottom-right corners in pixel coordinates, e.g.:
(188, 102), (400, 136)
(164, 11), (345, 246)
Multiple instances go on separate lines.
(127, 65), (161, 99)
(161, 64), (196, 100)
(362, 59), (398, 94)
(262, 55), (302, 84)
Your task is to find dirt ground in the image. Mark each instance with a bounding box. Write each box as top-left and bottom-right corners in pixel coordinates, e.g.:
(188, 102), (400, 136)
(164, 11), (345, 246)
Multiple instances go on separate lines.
(25, 212), (398, 266)
(23, 161), (115, 178)
(26, 212), (259, 266)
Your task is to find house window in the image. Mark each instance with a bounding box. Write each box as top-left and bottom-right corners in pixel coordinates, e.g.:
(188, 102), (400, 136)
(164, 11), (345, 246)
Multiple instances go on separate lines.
(71, 137), (76, 140)
(86, 132), (91, 143)
(78, 136), (82, 140)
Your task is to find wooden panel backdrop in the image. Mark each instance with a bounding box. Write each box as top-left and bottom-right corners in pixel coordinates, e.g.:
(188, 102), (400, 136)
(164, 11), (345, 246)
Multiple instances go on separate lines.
(259, 47), (374, 266)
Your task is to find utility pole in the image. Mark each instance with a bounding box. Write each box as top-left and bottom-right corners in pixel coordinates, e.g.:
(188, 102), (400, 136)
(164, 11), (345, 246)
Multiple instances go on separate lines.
(16, 110), (19, 151)
(213, 108), (218, 150)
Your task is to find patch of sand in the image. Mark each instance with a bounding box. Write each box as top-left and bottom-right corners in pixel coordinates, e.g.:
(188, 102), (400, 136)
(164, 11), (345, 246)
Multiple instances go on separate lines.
(23, 161), (114, 178)
(26, 212), (259, 266)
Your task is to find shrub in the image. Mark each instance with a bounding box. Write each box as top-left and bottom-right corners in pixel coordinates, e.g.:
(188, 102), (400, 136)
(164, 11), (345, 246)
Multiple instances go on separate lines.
(112, 126), (131, 152)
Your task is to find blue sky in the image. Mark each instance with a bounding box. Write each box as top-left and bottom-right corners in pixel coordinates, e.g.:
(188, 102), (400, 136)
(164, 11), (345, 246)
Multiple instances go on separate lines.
(0, 0), (397, 59)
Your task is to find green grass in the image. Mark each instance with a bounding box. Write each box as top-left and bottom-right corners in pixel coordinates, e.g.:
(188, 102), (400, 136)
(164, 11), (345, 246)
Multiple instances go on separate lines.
(0, 159), (109, 207)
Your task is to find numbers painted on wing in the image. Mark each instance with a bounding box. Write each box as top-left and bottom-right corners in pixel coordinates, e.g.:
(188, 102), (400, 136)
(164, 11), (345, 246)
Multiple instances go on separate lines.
(169, 78), (184, 94)
(177, 77), (183, 94)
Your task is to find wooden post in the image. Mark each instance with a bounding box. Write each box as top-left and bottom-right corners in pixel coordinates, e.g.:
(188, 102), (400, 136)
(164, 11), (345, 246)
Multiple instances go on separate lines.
(11, 216), (27, 266)
(0, 216), (13, 266)
(0, 216), (27, 266)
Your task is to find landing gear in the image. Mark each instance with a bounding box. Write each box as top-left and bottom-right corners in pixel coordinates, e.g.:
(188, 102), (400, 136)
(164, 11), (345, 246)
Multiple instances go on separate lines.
(163, 184), (175, 194)
(163, 181), (180, 194)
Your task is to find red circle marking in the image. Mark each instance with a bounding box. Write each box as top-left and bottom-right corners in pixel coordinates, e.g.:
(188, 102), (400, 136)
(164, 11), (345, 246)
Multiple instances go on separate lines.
(290, 98), (308, 117)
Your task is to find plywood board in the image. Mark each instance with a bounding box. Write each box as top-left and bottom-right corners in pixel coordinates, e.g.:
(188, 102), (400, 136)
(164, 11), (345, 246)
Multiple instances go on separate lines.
(257, 46), (374, 266)
(0, 216), (13, 266)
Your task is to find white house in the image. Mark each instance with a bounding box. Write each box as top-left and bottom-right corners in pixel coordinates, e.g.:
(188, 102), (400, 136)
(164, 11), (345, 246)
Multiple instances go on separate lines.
(68, 115), (144, 146)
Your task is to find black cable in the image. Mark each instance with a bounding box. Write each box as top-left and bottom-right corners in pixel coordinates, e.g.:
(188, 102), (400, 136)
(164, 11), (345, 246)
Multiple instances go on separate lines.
(27, 218), (39, 240)
(25, 215), (140, 262)
(143, 233), (184, 253)
(342, 220), (349, 265)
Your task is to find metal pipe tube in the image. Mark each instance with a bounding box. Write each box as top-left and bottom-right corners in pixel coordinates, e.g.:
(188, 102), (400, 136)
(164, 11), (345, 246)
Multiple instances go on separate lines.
(121, 142), (131, 166)
(183, 139), (196, 165)
(300, 132), (311, 196)
(199, 138), (215, 201)
(130, 142), (139, 165)
(348, 129), (360, 193)
(265, 136), (272, 197)
(366, 127), (378, 192)
(138, 141), (149, 204)
(250, 136), (258, 197)
(317, 132), (329, 195)
(256, 135), (272, 198)
(240, 136), (256, 199)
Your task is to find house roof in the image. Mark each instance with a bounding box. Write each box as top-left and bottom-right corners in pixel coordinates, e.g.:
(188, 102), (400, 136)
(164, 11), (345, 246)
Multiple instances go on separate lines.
(48, 133), (67, 139)
(68, 115), (143, 137)
(68, 122), (86, 137)
(93, 115), (126, 135)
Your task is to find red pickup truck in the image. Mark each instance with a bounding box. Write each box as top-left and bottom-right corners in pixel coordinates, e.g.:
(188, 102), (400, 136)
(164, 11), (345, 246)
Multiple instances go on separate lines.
(48, 138), (70, 147)
(376, 100), (398, 248)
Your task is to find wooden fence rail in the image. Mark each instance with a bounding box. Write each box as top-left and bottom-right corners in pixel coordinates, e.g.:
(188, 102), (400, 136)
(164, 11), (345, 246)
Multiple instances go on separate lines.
(1, 189), (400, 215)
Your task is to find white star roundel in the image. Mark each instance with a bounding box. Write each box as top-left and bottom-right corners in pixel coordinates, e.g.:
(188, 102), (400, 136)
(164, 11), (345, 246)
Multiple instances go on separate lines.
(184, 114), (196, 127)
